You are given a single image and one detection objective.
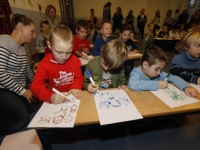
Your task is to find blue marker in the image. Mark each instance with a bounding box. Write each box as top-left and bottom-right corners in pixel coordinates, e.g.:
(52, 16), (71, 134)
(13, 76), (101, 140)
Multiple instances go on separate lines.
(86, 70), (99, 92)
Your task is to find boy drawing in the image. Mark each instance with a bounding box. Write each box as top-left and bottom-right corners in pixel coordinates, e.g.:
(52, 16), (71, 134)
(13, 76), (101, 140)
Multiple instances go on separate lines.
(31, 25), (83, 104)
(84, 39), (128, 93)
(127, 46), (197, 97)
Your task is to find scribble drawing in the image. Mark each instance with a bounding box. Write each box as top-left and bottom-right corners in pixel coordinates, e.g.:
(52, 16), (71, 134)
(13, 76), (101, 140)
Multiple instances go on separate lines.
(164, 86), (186, 101)
(38, 103), (76, 124)
(94, 91), (130, 109)
(38, 116), (51, 124)
(64, 97), (75, 104)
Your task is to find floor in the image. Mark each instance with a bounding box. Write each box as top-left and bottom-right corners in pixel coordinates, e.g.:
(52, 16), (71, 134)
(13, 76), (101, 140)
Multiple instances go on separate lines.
(2, 39), (200, 150)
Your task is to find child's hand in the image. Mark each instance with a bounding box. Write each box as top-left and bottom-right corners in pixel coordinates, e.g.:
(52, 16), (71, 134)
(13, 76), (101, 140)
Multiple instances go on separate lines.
(118, 85), (127, 90)
(158, 81), (168, 89)
(83, 48), (90, 55)
(132, 49), (140, 53)
(184, 87), (198, 97)
(81, 54), (89, 59)
(87, 83), (99, 93)
(67, 89), (83, 99)
(50, 93), (67, 104)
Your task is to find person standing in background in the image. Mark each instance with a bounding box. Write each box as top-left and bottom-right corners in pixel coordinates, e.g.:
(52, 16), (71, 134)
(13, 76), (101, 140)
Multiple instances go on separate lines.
(126, 10), (137, 35)
(177, 8), (189, 28)
(88, 8), (100, 26)
(112, 7), (124, 33)
(164, 9), (173, 30)
(103, 2), (112, 21)
(151, 10), (161, 36)
(189, 9), (200, 26)
(137, 8), (147, 39)
(43, 5), (60, 29)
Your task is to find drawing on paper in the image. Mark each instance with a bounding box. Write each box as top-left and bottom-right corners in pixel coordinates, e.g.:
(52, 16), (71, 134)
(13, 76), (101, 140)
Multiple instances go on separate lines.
(93, 91), (130, 109)
(164, 86), (186, 101)
(38, 98), (77, 124)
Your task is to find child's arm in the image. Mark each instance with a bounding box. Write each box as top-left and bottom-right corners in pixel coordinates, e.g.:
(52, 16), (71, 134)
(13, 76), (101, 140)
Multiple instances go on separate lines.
(128, 70), (160, 91)
(91, 39), (101, 56)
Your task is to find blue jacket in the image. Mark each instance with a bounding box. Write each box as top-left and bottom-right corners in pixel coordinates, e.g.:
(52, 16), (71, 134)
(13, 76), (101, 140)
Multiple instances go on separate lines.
(128, 66), (191, 91)
(91, 35), (112, 56)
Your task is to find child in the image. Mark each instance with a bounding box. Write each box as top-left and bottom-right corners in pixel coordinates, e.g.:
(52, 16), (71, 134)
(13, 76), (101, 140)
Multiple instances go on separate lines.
(73, 20), (90, 59)
(91, 21), (112, 56)
(144, 23), (154, 49)
(87, 20), (95, 44)
(31, 25), (83, 104)
(157, 23), (169, 49)
(84, 39), (128, 93)
(119, 23), (139, 80)
(170, 26), (200, 85)
(169, 25), (180, 38)
(128, 46), (197, 97)
(35, 21), (51, 60)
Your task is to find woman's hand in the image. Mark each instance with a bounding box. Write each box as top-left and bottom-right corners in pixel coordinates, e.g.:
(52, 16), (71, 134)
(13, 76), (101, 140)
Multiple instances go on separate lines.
(23, 90), (37, 103)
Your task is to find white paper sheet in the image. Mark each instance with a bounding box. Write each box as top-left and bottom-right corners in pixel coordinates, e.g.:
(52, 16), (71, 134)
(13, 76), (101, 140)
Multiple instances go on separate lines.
(93, 90), (143, 125)
(0, 129), (43, 150)
(28, 94), (80, 128)
(151, 84), (199, 108)
(190, 83), (200, 92)
(79, 56), (94, 66)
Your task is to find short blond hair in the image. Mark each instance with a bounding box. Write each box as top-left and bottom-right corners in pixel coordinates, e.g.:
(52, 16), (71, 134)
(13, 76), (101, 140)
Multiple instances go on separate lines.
(49, 25), (73, 46)
(101, 39), (128, 69)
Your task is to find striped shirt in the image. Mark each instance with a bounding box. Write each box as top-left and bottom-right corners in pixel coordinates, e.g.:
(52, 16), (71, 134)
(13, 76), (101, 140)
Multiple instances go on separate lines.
(0, 35), (34, 95)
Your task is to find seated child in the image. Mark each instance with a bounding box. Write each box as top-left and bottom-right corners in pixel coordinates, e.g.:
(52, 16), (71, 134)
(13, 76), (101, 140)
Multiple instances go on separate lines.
(128, 46), (197, 97)
(84, 39), (128, 93)
(73, 20), (90, 59)
(119, 23), (139, 80)
(34, 21), (51, 60)
(91, 21), (112, 56)
(170, 26), (200, 85)
(31, 25), (83, 104)
(93, 22), (102, 44)
(169, 24), (180, 38)
(144, 23), (155, 49)
(157, 23), (169, 49)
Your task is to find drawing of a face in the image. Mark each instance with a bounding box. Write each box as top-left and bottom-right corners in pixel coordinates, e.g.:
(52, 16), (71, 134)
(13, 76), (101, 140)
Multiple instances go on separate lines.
(53, 114), (64, 124)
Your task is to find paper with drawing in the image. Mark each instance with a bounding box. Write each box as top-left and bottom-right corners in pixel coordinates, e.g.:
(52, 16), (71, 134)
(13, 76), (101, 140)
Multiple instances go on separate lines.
(151, 84), (199, 108)
(28, 94), (80, 128)
(93, 90), (143, 125)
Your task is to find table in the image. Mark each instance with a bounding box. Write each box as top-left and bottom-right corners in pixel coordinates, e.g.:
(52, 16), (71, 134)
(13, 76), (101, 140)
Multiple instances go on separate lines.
(36, 89), (200, 149)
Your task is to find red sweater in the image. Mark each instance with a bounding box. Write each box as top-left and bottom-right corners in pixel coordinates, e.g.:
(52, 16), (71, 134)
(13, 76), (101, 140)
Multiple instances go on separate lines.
(73, 35), (90, 53)
(30, 53), (83, 103)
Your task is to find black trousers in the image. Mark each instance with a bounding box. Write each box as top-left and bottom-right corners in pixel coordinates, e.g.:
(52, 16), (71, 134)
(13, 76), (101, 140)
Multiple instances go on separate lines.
(0, 89), (41, 135)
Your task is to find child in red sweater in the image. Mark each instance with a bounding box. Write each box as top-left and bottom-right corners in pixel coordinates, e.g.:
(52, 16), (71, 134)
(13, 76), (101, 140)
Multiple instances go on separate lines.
(31, 25), (83, 104)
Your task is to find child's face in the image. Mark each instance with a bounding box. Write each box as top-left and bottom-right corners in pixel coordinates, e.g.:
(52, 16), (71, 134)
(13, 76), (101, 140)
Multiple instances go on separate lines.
(100, 56), (109, 71)
(142, 60), (165, 78)
(187, 43), (200, 58)
(120, 30), (131, 41)
(101, 23), (112, 38)
(149, 24), (154, 31)
(49, 41), (73, 64)
(162, 26), (168, 33)
(41, 23), (50, 32)
(76, 27), (88, 40)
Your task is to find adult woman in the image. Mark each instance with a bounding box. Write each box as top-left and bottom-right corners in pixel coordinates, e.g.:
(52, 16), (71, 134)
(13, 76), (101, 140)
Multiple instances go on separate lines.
(126, 10), (137, 35)
(151, 10), (161, 36)
(164, 9), (173, 30)
(189, 9), (200, 25)
(112, 7), (124, 33)
(88, 8), (100, 26)
(137, 8), (147, 39)
(44, 5), (59, 28)
(0, 14), (39, 135)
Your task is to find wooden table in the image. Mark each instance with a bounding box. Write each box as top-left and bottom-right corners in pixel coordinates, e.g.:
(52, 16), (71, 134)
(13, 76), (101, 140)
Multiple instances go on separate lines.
(36, 88), (200, 149)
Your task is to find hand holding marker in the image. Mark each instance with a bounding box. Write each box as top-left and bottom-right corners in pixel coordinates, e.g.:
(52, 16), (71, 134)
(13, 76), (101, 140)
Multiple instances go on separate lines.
(86, 70), (99, 92)
(164, 72), (171, 82)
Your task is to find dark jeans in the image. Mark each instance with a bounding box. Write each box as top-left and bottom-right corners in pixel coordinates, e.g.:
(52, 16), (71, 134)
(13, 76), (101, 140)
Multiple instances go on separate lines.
(0, 89), (41, 135)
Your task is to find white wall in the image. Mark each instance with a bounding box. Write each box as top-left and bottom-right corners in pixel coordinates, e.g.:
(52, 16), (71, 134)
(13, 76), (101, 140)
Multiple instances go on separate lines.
(8, 0), (60, 15)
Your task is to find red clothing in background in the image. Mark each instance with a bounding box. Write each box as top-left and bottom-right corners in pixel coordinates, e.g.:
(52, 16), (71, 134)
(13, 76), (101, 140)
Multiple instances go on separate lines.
(73, 35), (90, 53)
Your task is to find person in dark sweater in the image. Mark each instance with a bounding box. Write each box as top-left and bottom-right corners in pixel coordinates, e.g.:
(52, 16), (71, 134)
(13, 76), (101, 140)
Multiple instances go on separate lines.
(170, 26), (200, 84)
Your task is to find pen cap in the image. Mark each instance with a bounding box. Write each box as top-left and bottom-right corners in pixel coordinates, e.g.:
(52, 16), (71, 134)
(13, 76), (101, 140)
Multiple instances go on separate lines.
(86, 70), (91, 78)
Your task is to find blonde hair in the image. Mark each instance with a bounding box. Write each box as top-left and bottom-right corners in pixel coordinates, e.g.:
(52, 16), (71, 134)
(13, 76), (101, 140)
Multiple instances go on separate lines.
(49, 25), (73, 45)
(179, 26), (200, 52)
(45, 5), (56, 16)
(101, 39), (128, 69)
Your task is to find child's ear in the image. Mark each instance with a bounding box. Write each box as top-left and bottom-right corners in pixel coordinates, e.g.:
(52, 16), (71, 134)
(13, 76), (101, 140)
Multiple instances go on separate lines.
(142, 61), (149, 69)
(46, 41), (52, 51)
